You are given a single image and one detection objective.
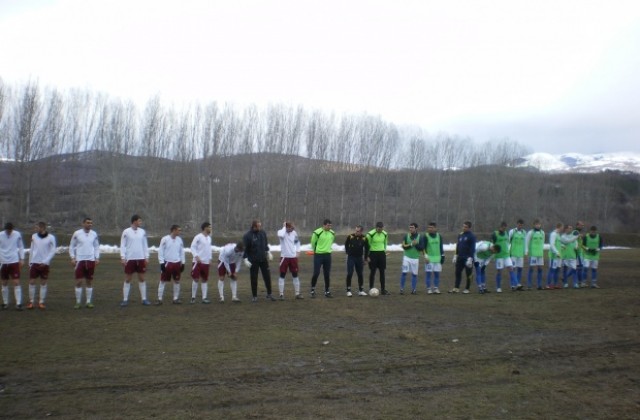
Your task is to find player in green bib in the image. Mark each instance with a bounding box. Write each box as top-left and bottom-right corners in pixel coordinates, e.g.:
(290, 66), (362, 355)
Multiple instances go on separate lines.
(582, 225), (603, 288)
(525, 219), (545, 289)
(508, 219), (527, 286)
(422, 222), (445, 294)
(559, 224), (580, 288)
(490, 222), (520, 292)
(400, 223), (422, 294)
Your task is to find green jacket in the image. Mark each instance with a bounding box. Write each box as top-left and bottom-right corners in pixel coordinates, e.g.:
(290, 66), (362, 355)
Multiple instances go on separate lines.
(311, 227), (335, 254)
(366, 229), (387, 253)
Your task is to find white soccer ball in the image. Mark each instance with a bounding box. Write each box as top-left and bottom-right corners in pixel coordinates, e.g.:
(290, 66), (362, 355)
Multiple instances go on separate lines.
(369, 287), (380, 297)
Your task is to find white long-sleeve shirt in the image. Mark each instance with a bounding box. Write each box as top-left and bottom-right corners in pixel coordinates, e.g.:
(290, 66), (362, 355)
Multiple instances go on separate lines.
(120, 227), (149, 261)
(190, 232), (212, 264)
(0, 230), (25, 263)
(69, 229), (100, 261)
(549, 230), (561, 255)
(29, 233), (57, 265)
(277, 227), (300, 258)
(158, 234), (185, 264)
(218, 243), (243, 273)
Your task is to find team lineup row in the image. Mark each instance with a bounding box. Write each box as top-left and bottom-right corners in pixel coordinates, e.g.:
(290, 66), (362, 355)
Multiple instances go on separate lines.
(0, 216), (604, 310)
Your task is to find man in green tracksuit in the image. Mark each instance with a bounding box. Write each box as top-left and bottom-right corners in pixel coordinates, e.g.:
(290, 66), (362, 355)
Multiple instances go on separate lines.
(366, 222), (390, 295)
(310, 219), (336, 298)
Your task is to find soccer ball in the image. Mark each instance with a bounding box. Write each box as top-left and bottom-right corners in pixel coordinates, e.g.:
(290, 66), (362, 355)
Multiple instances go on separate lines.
(369, 288), (380, 297)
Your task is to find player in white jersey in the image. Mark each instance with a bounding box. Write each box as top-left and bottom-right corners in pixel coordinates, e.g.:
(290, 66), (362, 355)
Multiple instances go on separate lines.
(69, 218), (100, 308)
(120, 214), (150, 306)
(27, 222), (57, 310)
(0, 222), (25, 310)
(277, 221), (303, 299)
(190, 222), (213, 304)
(217, 242), (244, 302)
(156, 225), (186, 304)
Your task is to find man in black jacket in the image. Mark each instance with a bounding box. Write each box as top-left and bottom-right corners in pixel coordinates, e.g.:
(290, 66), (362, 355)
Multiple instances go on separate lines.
(344, 225), (367, 297)
(242, 220), (276, 302)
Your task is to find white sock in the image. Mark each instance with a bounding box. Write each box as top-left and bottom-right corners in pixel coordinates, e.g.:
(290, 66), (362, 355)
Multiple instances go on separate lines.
(158, 282), (166, 300)
(173, 283), (180, 301)
(201, 282), (208, 299)
(191, 280), (198, 298)
(218, 280), (224, 299)
(278, 277), (285, 295)
(29, 284), (36, 302)
(40, 285), (47, 303)
(2, 286), (8, 304)
(14, 286), (22, 305)
(86, 287), (93, 303)
(231, 280), (238, 299)
(75, 287), (83, 303)
(123, 282), (131, 301)
(139, 282), (147, 301)
(293, 277), (300, 294)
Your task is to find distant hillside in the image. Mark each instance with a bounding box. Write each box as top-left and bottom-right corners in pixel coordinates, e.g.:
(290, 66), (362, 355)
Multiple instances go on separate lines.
(515, 152), (640, 174)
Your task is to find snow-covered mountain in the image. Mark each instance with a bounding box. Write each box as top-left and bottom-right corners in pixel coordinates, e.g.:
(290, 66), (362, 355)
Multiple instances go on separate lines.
(515, 152), (640, 174)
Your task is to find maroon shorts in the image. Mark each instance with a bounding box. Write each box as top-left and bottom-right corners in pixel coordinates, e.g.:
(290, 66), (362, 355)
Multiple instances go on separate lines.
(0, 262), (21, 280)
(29, 263), (50, 280)
(124, 259), (147, 275)
(191, 262), (210, 281)
(279, 257), (299, 275)
(75, 260), (96, 280)
(161, 262), (182, 282)
(217, 261), (237, 277)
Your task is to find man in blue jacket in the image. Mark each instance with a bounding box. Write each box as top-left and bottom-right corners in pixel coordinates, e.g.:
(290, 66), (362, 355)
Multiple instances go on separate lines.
(451, 221), (476, 294)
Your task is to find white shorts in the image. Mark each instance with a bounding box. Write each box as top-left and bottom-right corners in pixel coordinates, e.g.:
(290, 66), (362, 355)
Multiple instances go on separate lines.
(424, 262), (442, 273)
(584, 259), (599, 269)
(495, 257), (513, 270)
(402, 256), (419, 275)
(550, 258), (562, 269)
(529, 256), (544, 267)
(511, 257), (524, 268)
(563, 259), (577, 270)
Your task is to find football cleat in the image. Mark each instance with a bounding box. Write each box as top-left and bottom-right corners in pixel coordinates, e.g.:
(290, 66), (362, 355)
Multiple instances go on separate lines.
(38, 303), (46, 310)
(26, 302), (34, 310)
(142, 299), (151, 306)
(346, 291), (353, 297)
(295, 294), (304, 299)
(202, 298), (211, 304)
(85, 302), (93, 309)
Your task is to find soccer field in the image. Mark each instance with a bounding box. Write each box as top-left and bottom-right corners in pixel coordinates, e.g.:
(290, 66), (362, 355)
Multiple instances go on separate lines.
(1, 249), (639, 419)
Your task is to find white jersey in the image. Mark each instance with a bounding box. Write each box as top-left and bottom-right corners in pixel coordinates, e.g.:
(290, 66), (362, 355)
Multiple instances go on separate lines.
(29, 232), (57, 265)
(158, 234), (185, 264)
(475, 240), (495, 266)
(69, 229), (100, 262)
(0, 230), (25, 264)
(277, 227), (300, 258)
(190, 232), (212, 264)
(120, 226), (149, 261)
(218, 243), (243, 273)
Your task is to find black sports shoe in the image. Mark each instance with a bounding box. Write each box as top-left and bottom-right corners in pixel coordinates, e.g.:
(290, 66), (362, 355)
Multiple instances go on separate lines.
(381, 289), (391, 296)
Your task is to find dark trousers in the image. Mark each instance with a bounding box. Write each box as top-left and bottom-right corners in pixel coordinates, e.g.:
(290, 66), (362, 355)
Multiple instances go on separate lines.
(250, 260), (272, 297)
(368, 251), (386, 290)
(454, 259), (472, 290)
(346, 256), (364, 290)
(311, 253), (332, 292)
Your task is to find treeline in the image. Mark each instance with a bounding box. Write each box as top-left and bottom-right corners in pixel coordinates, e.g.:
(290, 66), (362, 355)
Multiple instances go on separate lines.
(0, 80), (638, 235)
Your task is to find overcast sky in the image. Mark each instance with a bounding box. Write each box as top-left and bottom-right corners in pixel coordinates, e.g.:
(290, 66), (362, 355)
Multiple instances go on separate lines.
(1, 0), (639, 154)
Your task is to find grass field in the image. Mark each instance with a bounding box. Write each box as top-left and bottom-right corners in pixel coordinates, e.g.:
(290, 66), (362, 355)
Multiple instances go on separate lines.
(1, 248), (639, 419)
